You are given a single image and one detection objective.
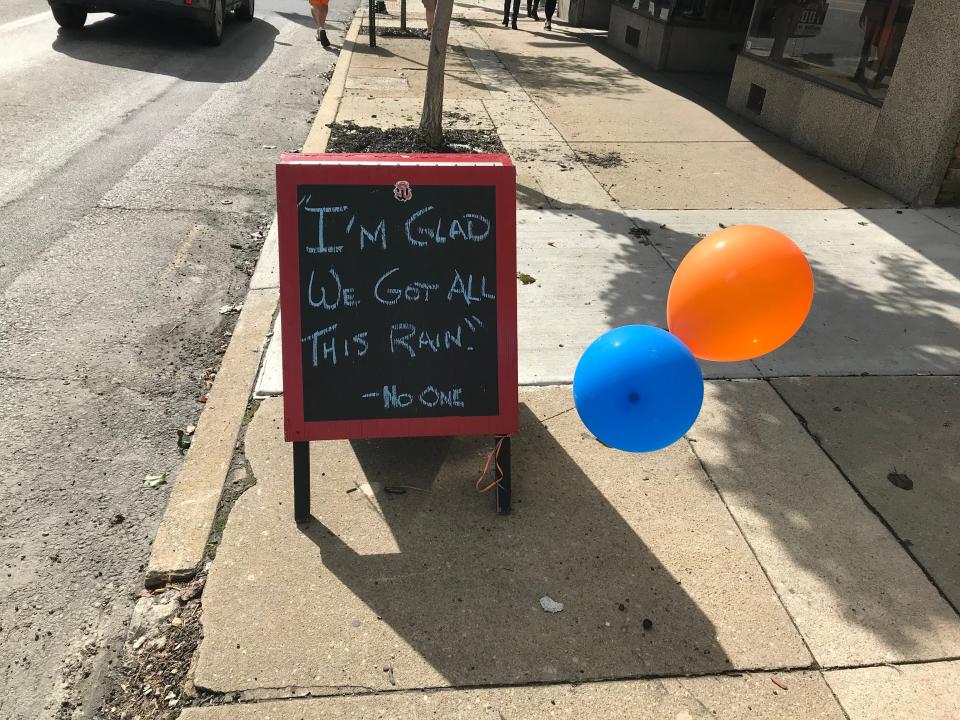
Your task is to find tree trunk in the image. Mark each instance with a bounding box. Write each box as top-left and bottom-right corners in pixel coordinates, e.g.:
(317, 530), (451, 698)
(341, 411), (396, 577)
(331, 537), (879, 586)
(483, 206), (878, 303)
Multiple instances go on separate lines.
(420, 0), (455, 147)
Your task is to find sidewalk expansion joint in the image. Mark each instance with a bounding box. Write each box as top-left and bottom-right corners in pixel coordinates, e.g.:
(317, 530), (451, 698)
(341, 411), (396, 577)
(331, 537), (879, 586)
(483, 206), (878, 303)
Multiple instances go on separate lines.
(192, 656), (960, 708)
(682, 424), (820, 669)
(767, 379), (960, 620)
(197, 656), (960, 708)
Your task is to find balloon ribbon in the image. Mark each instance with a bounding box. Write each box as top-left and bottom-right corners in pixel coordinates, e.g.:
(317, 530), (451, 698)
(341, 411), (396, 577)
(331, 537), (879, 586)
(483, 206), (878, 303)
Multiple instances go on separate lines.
(476, 436), (508, 494)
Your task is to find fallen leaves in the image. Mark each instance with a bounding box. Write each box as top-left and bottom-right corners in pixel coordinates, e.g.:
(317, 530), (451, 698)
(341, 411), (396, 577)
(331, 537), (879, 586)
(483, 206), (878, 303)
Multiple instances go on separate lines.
(887, 471), (913, 490)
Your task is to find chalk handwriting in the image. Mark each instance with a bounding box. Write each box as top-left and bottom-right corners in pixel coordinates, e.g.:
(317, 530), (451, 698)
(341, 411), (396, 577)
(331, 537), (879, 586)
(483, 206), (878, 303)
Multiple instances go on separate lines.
(303, 205), (348, 254)
(364, 384), (465, 409)
(447, 270), (496, 305)
(295, 185), (499, 420)
(301, 324), (369, 367)
(307, 267), (359, 310)
(388, 316), (484, 357)
(373, 267), (441, 305)
(405, 207), (491, 246)
(359, 219), (387, 251)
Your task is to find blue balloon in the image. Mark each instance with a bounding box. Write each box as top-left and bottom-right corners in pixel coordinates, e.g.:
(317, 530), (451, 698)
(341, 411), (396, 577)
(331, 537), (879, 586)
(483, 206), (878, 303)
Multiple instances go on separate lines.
(573, 325), (704, 452)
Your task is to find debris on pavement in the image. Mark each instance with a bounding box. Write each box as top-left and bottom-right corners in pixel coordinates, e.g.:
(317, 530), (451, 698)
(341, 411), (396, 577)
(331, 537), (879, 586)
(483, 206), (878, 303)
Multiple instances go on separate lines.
(178, 573), (207, 603)
(642, 618), (653, 630)
(771, 676), (788, 690)
(629, 227), (653, 245)
(887, 471), (913, 490)
(142, 473), (167, 489)
(575, 149), (624, 168)
(102, 583), (203, 720)
(218, 303), (243, 315)
(176, 429), (192, 451)
(127, 590), (181, 644)
(539, 595), (564, 613)
(517, 272), (537, 285)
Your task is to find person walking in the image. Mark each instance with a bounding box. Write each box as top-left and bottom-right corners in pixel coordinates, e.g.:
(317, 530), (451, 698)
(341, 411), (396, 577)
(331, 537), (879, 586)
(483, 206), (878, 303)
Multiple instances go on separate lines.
(422, 0), (436, 37)
(526, 0), (539, 20)
(532, 0), (556, 28)
(309, 0), (331, 46)
(502, 0), (520, 28)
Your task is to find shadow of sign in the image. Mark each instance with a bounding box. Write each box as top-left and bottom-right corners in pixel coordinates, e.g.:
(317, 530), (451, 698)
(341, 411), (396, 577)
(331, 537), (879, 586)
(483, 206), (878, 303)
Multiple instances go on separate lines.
(297, 402), (732, 686)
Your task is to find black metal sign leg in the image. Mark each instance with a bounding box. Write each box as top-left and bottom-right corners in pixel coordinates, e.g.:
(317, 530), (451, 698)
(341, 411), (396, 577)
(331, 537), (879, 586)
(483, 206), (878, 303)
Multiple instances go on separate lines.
(495, 435), (511, 514)
(368, 0), (376, 47)
(293, 441), (311, 524)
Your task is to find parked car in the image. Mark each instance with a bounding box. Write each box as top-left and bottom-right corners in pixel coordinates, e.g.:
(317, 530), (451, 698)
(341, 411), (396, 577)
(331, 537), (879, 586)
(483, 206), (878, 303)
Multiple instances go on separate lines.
(47, 0), (254, 45)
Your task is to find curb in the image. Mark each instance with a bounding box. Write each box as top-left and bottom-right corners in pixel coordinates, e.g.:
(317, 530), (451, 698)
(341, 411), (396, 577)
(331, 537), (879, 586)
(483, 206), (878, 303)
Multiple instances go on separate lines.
(144, 8), (364, 588)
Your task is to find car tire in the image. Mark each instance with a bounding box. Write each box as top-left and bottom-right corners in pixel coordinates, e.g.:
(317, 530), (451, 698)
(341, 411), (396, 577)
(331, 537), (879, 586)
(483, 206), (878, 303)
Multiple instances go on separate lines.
(236, 0), (254, 22)
(203, 0), (225, 45)
(51, 4), (88, 29)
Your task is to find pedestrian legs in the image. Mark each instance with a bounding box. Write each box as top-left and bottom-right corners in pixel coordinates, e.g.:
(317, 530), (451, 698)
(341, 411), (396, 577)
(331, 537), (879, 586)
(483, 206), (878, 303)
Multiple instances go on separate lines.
(542, 0), (556, 28)
(503, 0), (520, 27)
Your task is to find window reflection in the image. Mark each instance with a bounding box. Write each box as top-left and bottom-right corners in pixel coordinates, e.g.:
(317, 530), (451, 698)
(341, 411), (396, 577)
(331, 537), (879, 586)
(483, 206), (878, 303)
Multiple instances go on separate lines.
(644, 0), (754, 28)
(744, 0), (915, 103)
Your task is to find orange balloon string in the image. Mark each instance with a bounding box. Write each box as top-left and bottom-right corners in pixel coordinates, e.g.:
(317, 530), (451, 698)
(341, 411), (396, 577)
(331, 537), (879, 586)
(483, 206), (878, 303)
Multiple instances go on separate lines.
(476, 436), (507, 494)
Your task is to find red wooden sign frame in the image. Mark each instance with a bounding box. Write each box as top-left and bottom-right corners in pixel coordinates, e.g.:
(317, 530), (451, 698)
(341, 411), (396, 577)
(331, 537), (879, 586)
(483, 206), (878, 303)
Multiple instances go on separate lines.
(276, 153), (519, 443)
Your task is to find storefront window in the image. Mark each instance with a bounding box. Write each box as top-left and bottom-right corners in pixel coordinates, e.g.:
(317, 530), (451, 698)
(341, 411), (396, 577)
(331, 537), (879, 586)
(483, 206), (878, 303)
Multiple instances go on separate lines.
(643, 0), (754, 29)
(744, 0), (914, 103)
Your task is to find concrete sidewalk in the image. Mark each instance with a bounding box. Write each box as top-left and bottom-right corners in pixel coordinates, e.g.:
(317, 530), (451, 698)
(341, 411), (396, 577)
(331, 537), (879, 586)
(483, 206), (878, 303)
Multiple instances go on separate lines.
(184, 2), (960, 718)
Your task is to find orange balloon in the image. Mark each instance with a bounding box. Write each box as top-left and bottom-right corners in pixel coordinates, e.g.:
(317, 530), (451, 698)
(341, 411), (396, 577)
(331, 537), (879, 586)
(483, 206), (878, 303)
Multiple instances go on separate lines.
(667, 225), (813, 362)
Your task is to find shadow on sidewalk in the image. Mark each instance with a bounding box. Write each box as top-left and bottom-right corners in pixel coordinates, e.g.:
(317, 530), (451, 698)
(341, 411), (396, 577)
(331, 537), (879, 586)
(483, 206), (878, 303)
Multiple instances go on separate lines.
(625, 210), (960, 376)
(469, 17), (899, 210)
(345, 34), (491, 91)
(299, 402), (733, 684)
(691, 379), (960, 657)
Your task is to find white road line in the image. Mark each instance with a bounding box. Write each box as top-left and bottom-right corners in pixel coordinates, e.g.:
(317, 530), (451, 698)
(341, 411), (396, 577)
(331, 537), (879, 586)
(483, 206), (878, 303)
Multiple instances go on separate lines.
(0, 11), (50, 34)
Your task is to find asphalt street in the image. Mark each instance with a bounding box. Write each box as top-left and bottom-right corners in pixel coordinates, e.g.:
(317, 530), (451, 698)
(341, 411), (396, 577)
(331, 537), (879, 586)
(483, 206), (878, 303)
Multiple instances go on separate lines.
(0, 0), (355, 716)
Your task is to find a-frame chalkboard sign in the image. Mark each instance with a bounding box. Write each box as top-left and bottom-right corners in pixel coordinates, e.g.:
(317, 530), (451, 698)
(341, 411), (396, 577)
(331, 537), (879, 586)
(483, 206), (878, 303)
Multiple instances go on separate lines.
(276, 154), (519, 522)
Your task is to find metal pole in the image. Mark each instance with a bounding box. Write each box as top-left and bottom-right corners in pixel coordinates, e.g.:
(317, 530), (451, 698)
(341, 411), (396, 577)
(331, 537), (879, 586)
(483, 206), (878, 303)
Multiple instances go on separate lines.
(293, 441), (311, 523)
(401, 0), (407, 32)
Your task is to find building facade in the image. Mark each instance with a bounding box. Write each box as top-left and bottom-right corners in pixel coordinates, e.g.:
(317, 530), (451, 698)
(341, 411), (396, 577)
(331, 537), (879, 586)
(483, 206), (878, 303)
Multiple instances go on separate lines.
(594, 0), (960, 205)
(728, 0), (959, 206)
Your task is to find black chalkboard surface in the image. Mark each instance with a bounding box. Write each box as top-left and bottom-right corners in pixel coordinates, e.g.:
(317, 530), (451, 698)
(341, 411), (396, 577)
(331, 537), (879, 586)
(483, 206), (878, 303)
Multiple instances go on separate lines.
(297, 183), (499, 421)
(277, 155), (518, 443)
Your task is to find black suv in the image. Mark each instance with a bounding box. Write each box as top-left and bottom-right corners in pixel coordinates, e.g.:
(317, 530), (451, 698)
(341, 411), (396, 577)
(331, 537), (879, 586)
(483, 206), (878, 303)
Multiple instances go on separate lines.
(47, 0), (254, 45)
